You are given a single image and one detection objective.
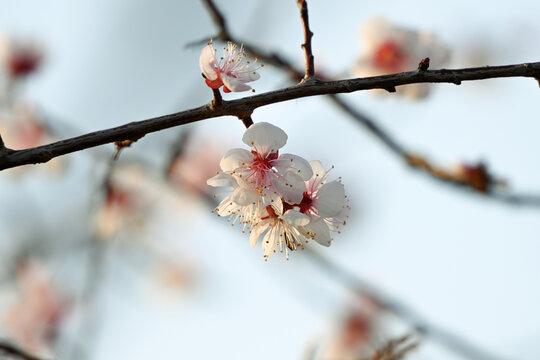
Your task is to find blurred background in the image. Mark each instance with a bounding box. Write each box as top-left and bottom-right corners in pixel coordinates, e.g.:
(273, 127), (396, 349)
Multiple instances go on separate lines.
(0, 0), (539, 359)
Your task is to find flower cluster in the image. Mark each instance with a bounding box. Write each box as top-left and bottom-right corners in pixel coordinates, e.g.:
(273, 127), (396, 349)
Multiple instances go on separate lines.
(207, 122), (347, 260)
(200, 41), (262, 93)
(354, 18), (450, 99)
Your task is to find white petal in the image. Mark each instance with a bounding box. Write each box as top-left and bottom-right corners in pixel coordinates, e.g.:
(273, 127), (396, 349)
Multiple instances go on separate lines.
(242, 122), (287, 154)
(234, 67), (261, 82)
(221, 73), (251, 92)
(316, 180), (345, 218)
(199, 45), (218, 80)
(309, 160), (325, 179)
(220, 148), (252, 172)
(268, 196), (283, 216)
(281, 209), (310, 227)
(207, 172), (237, 188)
(250, 222), (269, 248)
(232, 186), (260, 206)
(304, 218), (332, 246)
(262, 225), (279, 257)
(216, 196), (236, 217)
(276, 154), (313, 180)
(273, 171), (306, 204)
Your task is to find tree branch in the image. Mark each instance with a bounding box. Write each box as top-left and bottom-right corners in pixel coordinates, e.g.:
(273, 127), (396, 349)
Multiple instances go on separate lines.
(0, 342), (47, 360)
(1, 62), (540, 171)
(297, 0), (315, 79)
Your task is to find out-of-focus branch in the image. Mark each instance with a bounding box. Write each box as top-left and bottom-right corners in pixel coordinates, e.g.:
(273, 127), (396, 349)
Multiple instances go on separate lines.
(0, 342), (47, 360)
(199, 0), (540, 207)
(305, 249), (507, 360)
(365, 334), (418, 360)
(1, 62), (540, 173)
(297, 0), (315, 79)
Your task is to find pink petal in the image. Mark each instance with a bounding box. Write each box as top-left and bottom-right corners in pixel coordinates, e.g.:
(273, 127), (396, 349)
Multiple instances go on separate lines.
(200, 45), (218, 81)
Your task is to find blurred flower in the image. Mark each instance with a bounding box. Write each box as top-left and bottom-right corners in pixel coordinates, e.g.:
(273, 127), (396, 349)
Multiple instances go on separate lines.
(200, 41), (261, 92)
(2, 259), (69, 355)
(0, 103), (66, 174)
(93, 167), (151, 240)
(167, 135), (223, 198)
(321, 301), (382, 360)
(0, 104), (51, 149)
(0, 35), (42, 79)
(355, 18), (450, 99)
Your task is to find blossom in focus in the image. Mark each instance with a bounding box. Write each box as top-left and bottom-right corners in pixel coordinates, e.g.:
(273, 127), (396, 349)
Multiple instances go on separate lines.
(2, 259), (69, 355)
(297, 161), (347, 246)
(207, 123), (347, 259)
(250, 200), (311, 259)
(354, 18), (450, 99)
(215, 122), (312, 204)
(200, 41), (262, 93)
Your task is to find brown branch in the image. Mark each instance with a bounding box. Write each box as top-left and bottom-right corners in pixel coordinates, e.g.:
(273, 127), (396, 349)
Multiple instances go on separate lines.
(365, 334), (418, 360)
(0, 342), (47, 360)
(305, 249), (508, 360)
(211, 87), (223, 107)
(240, 115), (254, 128)
(297, 0), (315, 79)
(2, 62), (540, 172)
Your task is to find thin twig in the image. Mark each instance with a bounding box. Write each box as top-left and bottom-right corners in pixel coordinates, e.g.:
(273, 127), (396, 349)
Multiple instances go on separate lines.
(297, 0), (315, 79)
(212, 88), (223, 107)
(305, 249), (507, 360)
(200, 0), (229, 40)
(1, 62), (540, 172)
(240, 115), (254, 128)
(0, 342), (47, 360)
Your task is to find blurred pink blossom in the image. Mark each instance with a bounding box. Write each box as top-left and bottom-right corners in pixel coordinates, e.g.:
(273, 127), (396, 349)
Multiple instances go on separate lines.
(355, 18), (450, 99)
(3, 259), (69, 355)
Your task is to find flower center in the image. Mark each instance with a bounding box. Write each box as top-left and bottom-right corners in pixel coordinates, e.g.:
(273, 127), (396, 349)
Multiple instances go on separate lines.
(374, 41), (407, 72)
(298, 191), (314, 214)
(250, 150), (278, 171)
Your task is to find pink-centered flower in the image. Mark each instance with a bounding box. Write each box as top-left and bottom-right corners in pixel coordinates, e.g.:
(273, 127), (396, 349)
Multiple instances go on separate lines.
(355, 18), (450, 99)
(207, 124), (348, 260)
(217, 122), (312, 204)
(200, 41), (262, 93)
(295, 161), (347, 246)
(249, 200), (311, 260)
